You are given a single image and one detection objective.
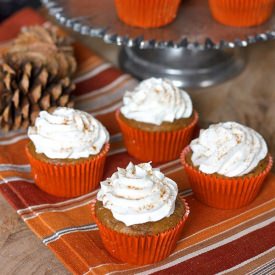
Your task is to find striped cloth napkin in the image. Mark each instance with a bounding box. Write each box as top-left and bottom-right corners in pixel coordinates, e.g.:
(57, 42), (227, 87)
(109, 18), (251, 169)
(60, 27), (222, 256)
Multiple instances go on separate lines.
(0, 8), (274, 275)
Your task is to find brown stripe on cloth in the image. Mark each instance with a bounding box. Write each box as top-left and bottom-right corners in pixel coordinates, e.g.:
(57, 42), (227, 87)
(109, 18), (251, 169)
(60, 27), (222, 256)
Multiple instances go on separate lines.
(101, 197), (274, 275)
(2, 181), (65, 207)
(75, 76), (135, 110)
(152, 223), (275, 275)
(75, 68), (125, 96)
(95, 111), (122, 135)
(174, 200), (275, 250)
(0, 8), (275, 275)
(155, 210), (275, 271)
(220, 249), (274, 275)
(0, 181), (31, 210)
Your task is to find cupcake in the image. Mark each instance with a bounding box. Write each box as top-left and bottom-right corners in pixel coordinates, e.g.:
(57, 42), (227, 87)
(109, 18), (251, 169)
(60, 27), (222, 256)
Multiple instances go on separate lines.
(26, 107), (110, 198)
(181, 122), (273, 209)
(209, 0), (274, 27)
(91, 162), (190, 265)
(116, 78), (198, 163)
(114, 0), (182, 28)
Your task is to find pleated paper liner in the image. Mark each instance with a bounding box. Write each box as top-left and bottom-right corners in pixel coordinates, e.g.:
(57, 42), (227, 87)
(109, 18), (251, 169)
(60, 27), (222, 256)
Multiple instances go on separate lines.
(91, 196), (190, 265)
(209, 0), (274, 27)
(114, 0), (181, 28)
(26, 143), (110, 198)
(116, 110), (199, 163)
(180, 146), (273, 209)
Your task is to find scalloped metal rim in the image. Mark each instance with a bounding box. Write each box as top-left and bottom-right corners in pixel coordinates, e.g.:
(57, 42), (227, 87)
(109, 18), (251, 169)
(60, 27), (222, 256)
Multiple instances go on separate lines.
(42, 0), (275, 50)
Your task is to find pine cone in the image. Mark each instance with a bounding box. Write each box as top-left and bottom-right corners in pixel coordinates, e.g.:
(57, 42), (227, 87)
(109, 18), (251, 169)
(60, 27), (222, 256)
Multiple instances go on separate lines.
(4, 23), (77, 78)
(0, 61), (75, 131)
(0, 24), (77, 131)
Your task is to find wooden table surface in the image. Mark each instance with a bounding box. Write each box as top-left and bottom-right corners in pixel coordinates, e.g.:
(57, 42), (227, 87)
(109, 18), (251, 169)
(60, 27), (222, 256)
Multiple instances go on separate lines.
(0, 35), (274, 274)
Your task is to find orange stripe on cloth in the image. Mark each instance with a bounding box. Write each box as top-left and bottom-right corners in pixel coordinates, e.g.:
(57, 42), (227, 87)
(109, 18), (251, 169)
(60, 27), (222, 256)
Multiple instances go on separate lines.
(0, 138), (29, 165)
(25, 203), (96, 238)
(47, 230), (121, 275)
(0, 8), (45, 41)
(74, 56), (106, 81)
(73, 42), (105, 71)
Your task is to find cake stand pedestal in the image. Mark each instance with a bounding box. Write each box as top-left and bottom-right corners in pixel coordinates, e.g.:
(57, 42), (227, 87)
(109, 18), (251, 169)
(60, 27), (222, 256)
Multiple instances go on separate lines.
(42, 0), (275, 88)
(119, 47), (245, 88)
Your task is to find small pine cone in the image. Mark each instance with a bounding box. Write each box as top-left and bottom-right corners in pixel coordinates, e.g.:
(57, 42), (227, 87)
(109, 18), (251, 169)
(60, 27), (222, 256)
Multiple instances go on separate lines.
(4, 23), (77, 79)
(0, 61), (75, 131)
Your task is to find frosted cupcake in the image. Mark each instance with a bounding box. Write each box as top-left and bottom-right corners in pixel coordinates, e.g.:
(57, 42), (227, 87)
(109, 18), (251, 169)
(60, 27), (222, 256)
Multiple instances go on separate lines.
(91, 162), (190, 265)
(116, 78), (198, 163)
(181, 122), (273, 209)
(26, 107), (110, 197)
(209, 0), (274, 27)
(114, 0), (182, 28)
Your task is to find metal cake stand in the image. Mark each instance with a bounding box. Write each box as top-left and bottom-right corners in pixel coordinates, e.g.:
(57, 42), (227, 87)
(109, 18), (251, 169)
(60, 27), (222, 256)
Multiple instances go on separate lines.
(42, 0), (275, 88)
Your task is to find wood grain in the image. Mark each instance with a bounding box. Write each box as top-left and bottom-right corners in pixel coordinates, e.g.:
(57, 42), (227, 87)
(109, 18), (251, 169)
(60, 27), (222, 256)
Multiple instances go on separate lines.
(0, 197), (69, 275)
(191, 41), (275, 159)
(0, 37), (274, 274)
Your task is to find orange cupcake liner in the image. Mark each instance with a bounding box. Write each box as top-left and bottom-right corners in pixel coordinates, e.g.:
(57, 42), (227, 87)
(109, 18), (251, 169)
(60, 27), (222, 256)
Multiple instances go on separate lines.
(116, 110), (199, 163)
(114, 0), (182, 28)
(209, 0), (274, 27)
(91, 196), (190, 265)
(26, 143), (110, 198)
(180, 146), (273, 209)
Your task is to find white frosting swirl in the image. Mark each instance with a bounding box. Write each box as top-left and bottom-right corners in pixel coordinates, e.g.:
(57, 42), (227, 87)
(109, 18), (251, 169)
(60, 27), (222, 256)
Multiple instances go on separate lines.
(97, 162), (178, 226)
(28, 107), (109, 159)
(190, 122), (268, 177)
(121, 78), (193, 125)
